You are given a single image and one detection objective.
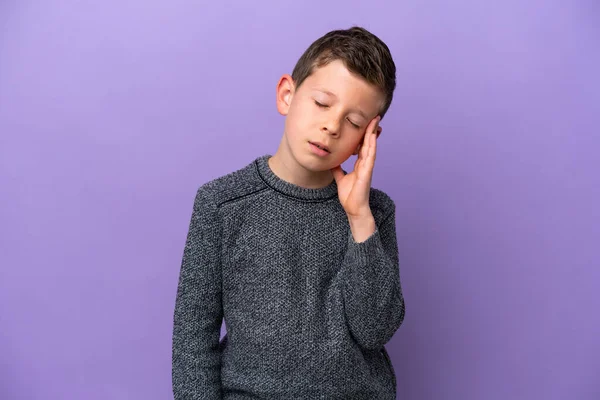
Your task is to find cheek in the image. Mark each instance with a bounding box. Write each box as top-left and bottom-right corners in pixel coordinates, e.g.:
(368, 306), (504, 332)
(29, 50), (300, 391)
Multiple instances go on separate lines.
(286, 108), (311, 141)
(291, 104), (317, 130)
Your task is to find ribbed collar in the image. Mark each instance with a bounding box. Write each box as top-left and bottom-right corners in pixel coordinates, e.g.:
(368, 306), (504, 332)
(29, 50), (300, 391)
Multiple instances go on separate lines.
(255, 154), (341, 202)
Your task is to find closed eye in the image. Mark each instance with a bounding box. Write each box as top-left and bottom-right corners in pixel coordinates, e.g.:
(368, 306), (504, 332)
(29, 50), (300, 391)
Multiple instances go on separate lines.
(347, 118), (360, 129)
(315, 100), (360, 129)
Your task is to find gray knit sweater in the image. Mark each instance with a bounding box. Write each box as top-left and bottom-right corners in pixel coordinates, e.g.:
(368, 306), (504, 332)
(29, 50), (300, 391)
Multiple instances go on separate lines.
(172, 154), (405, 399)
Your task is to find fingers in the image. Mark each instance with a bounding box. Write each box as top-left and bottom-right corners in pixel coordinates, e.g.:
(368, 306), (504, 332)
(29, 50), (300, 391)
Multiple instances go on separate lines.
(370, 116), (381, 134)
(365, 116), (380, 171)
(358, 117), (377, 159)
(364, 116), (379, 144)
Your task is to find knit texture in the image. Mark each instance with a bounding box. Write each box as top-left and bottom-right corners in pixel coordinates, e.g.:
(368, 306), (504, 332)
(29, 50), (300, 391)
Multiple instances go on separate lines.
(172, 154), (405, 399)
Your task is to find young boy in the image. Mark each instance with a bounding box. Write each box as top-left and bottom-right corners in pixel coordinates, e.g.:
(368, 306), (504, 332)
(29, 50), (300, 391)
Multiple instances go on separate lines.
(172, 26), (405, 399)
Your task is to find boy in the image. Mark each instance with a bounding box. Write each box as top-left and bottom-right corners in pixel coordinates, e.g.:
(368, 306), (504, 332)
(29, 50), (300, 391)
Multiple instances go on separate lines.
(172, 26), (405, 399)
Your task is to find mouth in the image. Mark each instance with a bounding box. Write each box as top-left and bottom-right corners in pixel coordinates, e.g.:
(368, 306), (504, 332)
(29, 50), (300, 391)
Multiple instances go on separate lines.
(309, 141), (331, 153)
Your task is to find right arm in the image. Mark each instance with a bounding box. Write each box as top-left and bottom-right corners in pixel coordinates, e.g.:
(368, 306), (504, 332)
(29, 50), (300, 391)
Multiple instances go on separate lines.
(172, 187), (223, 399)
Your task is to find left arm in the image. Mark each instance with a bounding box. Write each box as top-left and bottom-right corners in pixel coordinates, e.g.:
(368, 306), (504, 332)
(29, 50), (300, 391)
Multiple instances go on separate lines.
(331, 115), (405, 350)
(340, 204), (405, 350)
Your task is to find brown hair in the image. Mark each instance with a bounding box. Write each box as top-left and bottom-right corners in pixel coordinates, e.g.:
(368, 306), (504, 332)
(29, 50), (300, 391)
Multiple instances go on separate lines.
(291, 26), (396, 119)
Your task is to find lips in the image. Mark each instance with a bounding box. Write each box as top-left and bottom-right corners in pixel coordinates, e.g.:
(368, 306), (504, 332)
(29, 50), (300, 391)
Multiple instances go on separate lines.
(309, 141), (330, 153)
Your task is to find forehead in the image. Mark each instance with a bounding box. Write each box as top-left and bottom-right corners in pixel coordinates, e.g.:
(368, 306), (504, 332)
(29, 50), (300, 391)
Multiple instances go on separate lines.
(302, 60), (385, 113)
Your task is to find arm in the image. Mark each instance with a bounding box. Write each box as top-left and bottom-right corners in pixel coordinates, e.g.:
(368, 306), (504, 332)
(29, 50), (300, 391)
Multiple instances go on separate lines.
(172, 187), (223, 399)
(341, 202), (405, 350)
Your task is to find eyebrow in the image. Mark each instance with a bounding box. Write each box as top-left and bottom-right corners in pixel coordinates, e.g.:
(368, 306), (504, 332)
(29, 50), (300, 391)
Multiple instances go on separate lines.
(314, 88), (368, 120)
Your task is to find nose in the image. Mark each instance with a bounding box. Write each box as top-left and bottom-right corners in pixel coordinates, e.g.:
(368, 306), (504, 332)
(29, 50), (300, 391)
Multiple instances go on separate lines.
(321, 117), (341, 137)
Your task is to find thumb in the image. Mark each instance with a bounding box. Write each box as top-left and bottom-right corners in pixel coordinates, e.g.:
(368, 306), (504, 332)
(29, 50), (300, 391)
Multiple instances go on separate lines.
(330, 165), (345, 184)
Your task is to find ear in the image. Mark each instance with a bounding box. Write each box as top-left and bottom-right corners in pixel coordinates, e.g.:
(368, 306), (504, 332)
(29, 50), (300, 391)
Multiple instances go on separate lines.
(276, 74), (295, 116)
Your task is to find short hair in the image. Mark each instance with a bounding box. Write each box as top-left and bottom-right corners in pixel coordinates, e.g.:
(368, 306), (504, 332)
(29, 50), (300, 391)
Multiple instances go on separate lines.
(291, 26), (396, 119)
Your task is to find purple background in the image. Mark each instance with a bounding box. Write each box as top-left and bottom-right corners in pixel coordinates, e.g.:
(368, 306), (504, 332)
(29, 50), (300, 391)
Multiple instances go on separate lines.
(1, 1), (599, 399)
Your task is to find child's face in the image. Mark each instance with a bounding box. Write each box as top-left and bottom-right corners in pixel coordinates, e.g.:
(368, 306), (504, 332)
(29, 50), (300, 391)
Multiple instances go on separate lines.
(276, 59), (385, 171)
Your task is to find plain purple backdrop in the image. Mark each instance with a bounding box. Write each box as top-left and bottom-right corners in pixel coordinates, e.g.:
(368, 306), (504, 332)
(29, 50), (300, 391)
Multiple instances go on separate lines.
(1, 1), (599, 399)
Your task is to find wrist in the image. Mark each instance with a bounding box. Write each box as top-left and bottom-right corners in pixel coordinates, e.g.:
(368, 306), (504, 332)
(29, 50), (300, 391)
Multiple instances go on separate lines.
(348, 213), (376, 243)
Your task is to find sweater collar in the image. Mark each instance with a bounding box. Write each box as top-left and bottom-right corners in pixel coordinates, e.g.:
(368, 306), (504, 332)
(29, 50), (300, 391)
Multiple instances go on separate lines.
(255, 154), (341, 201)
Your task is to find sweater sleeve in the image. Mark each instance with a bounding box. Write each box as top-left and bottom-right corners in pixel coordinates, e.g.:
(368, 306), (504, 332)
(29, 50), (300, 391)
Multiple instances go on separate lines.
(341, 201), (406, 351)
(172, 187), (223, 399)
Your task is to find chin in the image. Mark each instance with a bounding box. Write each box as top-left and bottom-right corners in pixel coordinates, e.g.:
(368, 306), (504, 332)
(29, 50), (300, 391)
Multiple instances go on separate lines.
(310, 155), (346, 173)
(292, 148), (332, 172)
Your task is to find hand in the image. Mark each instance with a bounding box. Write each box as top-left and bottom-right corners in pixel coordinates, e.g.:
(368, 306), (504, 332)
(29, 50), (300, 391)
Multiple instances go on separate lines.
(331, 115), (381, 218)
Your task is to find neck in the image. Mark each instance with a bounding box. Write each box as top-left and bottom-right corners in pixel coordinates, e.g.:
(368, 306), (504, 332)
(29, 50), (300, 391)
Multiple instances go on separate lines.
(268, 147), (334, 189)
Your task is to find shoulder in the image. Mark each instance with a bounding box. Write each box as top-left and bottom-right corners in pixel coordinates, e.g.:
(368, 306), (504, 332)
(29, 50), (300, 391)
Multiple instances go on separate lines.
(192, 155), (266, 209)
